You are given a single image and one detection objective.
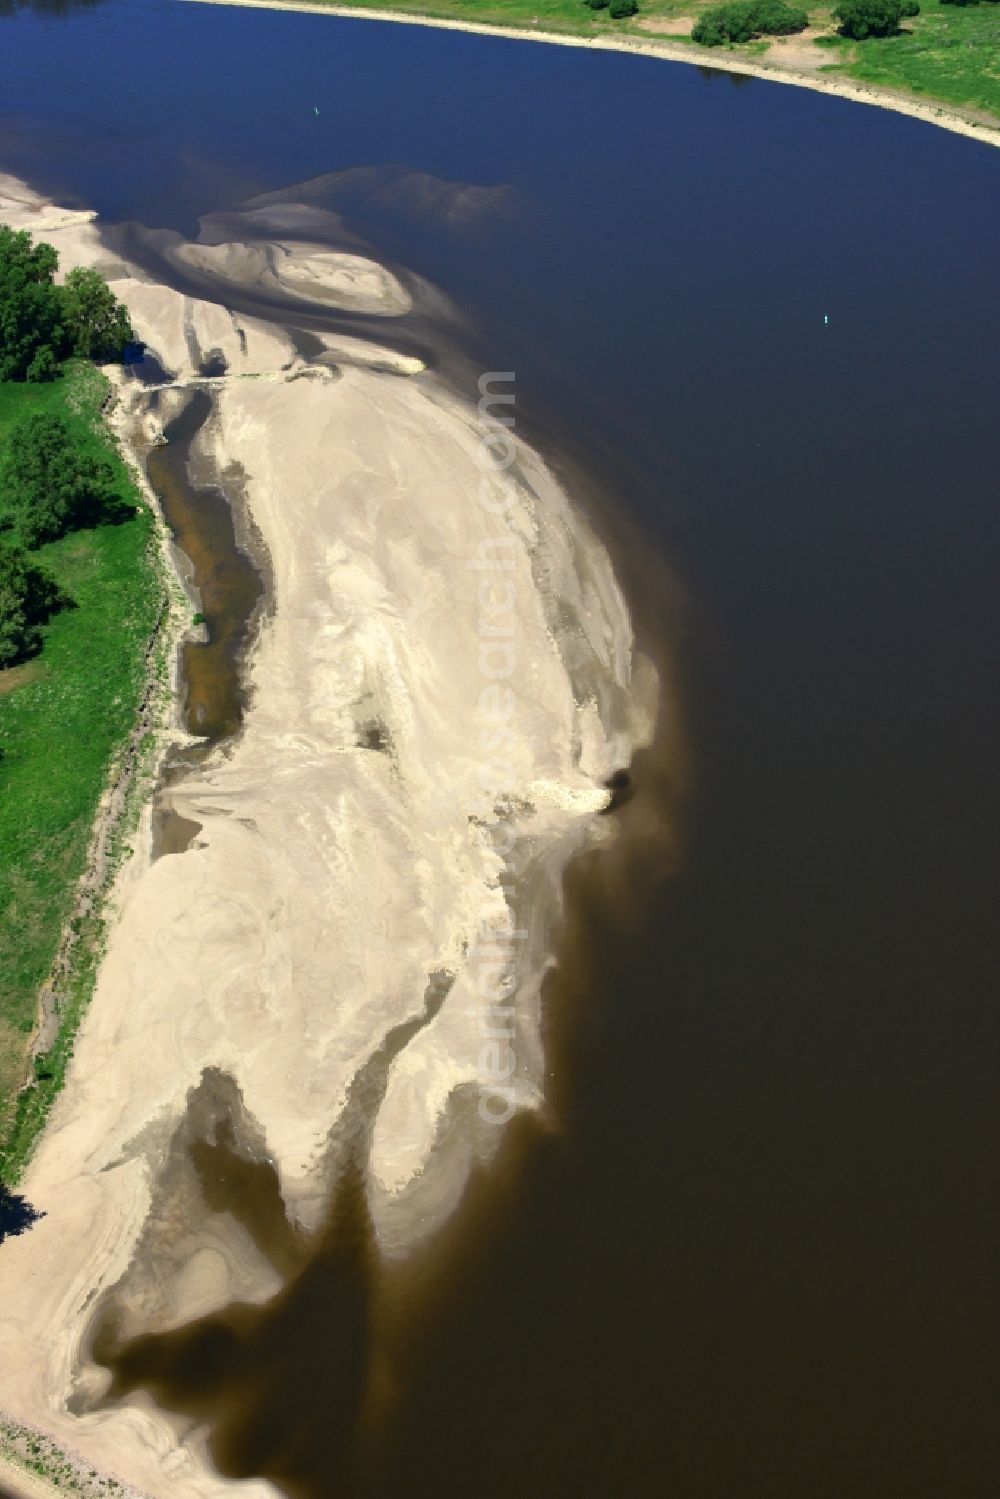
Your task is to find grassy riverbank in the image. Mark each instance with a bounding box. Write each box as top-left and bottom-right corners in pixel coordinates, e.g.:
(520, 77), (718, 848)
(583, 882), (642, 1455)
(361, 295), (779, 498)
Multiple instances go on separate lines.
(254, 0), (1000, 126)
(818, 0), (1000, 119)
(0, 363), (163, 1182)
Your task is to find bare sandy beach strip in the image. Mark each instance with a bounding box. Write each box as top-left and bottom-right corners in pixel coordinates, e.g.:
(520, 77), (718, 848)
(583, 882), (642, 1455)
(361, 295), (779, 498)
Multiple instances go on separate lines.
(0, 173), (655, 1497)
(184, 0), (1000, 150)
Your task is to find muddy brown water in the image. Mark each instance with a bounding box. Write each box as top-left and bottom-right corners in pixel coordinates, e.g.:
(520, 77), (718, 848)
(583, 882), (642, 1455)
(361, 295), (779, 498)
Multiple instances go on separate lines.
(146, 388), (265, 742)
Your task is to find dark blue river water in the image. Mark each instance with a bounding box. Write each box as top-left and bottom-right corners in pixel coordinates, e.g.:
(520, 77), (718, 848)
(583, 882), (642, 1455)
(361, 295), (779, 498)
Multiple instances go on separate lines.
(3, 2), (1000, 1496)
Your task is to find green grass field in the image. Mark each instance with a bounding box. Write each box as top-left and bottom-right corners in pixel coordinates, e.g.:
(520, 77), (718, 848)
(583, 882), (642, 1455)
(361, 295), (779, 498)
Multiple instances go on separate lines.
(294, 0), (702, 38)
(0, 363), (162, 1175)
(821, 0), (1000, 119)
(299, 0), (1000, 122)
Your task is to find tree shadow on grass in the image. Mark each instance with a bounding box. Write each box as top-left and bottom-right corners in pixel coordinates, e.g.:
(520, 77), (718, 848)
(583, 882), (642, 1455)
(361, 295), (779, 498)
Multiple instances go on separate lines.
(0, 539), (74, 670)
(94, 494), (138, 530)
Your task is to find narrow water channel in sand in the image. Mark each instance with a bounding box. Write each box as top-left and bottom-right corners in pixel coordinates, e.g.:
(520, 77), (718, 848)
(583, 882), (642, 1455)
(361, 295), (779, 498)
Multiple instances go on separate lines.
(3, 0), (1000, 1495)
(145, 387), (264, 742)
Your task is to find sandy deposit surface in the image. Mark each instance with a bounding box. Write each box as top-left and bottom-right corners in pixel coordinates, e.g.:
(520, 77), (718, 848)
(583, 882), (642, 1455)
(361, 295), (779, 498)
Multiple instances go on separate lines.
(184, 0), (1000, 150)
(174, 239), (412, 314)
(0, 175), (654, 1496)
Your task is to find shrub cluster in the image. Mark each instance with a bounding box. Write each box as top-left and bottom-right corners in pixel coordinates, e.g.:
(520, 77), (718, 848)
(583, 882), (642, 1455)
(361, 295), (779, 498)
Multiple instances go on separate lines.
(0, 410), (133, 665)
(0, 226), (134, 383)
(0, 412), (129, 548)
(0, 538), (64, 668)
(0, 231), (139, 667)
(833, 0), (918, 32)
(0, 405), (132, 665)
(584, 0), (640, 15)
(692, 0), (808, 44)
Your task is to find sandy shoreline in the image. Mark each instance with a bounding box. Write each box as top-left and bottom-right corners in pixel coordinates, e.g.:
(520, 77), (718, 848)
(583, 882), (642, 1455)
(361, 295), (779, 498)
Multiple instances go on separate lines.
(184, 0), (1000, 150)
(0, 173), (654, 1497)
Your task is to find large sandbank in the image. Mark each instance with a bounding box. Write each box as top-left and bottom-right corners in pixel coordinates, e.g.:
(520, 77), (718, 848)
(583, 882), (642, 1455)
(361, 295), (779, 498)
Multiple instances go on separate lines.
(185, 0), (1000, 150)
(0, 174), (654, 1496)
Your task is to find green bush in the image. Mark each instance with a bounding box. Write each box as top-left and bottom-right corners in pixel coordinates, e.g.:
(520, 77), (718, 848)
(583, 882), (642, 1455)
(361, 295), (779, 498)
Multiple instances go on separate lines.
(609, 0), (639, 14)
(0, 228), (134, 382)
(0, 228), (65, 383)
(583, 0), (610, 8)
(693, 10), (727, 39)
(26, 347), (60, 384)
(693, 0), (808, 43)
(61, 266), (134, 363)
(754, 0), (811, 27)
(0, 538), (65, 667)
(834, 0), (919, 35)
(0, 412), (129, 547)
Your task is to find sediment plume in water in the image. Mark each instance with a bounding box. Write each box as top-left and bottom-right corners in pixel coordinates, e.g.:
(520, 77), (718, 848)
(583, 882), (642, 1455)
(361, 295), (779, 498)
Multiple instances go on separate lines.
(0, 170), (680, 1499)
